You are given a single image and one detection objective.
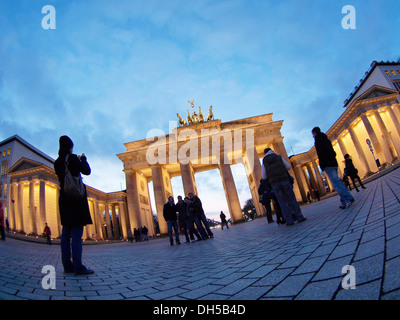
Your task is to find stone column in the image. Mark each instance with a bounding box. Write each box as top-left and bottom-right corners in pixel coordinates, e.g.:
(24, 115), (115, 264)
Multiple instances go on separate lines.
(337, 138), (348, 157)
(348, 125), (372, 175)
(98, 202), (107, 239)
(93, 200), (102, 240)
(29, 181), (37, 235)
(151, 165), (169, 234)
(17, 183), (24, 233)
(302, 167), (313, 192)
(218, 160), (243, 223)
(125, 171), (142, 232)
(242, 146), (265, 217)
(104, 202), (113, 239)
(311, 160), (326, 196)
(180, 162), (198, 197)
(55, 186), (62, 237)
(39, 181), (47, 231)
(387, 106), (400, 155)
(306, 163), (318, 190)
(9, 183), (16, 231)
(118, 201), (129, 240)
(373, 110), (396, 162)
(292, 165), (307, 202)
(110, 204), (120, 240)
(360, 114), (385, 164)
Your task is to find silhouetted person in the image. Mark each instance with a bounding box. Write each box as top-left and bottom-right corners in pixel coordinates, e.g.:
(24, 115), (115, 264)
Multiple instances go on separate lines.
(259, 178), (285, 225)
(163, 196), (181, 246)
(344, 154), (366, 192)
(44, 223), (52, 245)
(306, 191), (312, 203)
(343, 171), (352, 191)
(189, 193), (213, 238)
(176, 196), (191, 242)
(315, 189), (320, 201)
(220, 211), (229, 229)
(54, 135), (94, 275)
(184, 197), (203, 241)
(312, 127), (354, 209)
(262, 148), (307, 226)
(0, 203), (5, 241)
(142, 226), (149, 241)
(127, 228), (133, 243)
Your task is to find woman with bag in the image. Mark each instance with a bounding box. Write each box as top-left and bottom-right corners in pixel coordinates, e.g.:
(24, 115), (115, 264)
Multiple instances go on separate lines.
(54, 136), (94, 275)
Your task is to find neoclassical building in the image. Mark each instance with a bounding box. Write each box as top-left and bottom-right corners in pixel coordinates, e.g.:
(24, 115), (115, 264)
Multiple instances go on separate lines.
(290, 60), (400, 200)
(1, 136), (129, 240)
(118, 113), (302, 236)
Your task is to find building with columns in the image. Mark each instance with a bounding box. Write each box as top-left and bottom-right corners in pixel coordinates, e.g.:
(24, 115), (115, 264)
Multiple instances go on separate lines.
(290, 60), (400, 200)
(1, 135), (129, 240)
(118, 114), (302, 236)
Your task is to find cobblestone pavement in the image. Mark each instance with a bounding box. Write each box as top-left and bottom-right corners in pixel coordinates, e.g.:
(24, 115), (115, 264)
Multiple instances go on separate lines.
(1, 169), (400, 300)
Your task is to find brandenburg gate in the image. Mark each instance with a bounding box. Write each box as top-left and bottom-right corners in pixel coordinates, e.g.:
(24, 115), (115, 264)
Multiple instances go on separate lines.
(118, 105), (301, 236)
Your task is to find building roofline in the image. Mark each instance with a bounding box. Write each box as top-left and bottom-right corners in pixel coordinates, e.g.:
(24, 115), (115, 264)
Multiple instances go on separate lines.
(0, 134), (55, 164)
(343, 60), (400, 108)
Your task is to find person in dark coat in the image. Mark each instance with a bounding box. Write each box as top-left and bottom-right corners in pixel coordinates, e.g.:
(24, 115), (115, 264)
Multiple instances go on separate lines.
(163, 196), (181, 246)
(142, 226), (149, 241)
(312, 127), (354, 209)
(344, 154), (366, 192)
(258, 179), (285, 225)
(184, 197), (203, 241)
(176, 196), (191, 242)
(258, 179), (274, 223)
(54, 136), (94, 275)
(219, 211), (229, 230)
(306, 191), (312, 203)
(189, 193), (213, 238)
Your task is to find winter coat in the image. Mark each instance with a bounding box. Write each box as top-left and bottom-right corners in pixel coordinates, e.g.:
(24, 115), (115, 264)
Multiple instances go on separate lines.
(163, 202), (178, 221)
(191, 196), (204, 217)
(176, 201), (190, 221)
(345, 158), (358, 177)
(54, 153), (93, 227)
(314, 132), (338, 170)
(262, 151), (291, 186)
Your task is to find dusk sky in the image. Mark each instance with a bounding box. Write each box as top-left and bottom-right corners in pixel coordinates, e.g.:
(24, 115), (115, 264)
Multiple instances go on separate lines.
(1, 0), (400, 220)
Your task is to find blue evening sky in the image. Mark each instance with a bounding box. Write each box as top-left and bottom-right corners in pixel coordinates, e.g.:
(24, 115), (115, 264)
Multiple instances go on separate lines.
(1, 0), (400, 219)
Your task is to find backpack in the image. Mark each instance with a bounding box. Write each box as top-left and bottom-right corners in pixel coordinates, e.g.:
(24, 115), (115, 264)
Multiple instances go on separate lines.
(63, 154), (85, 199)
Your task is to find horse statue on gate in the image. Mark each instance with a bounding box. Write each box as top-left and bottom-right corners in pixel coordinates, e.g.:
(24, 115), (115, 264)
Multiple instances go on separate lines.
(206, 106), (214, 121)
(177, 113), (187, 126)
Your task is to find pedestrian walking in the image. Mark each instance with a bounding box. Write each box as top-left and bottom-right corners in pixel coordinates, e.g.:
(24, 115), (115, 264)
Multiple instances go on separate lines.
(312, 127), (354, 209)
(220, 211), (229, 229)
(262, 148), (307, 226)
(258, 178), (286, 225)
(54, 135), (94, 275)
(188, 193), (214, 238)
(0, 203), (6, 241)
(163, 196), (181, 246)
(306, 191), (313, 203)
(258, 179), (274, 223)
(43, 223), (52, 245)
(344, 154), (366, 192)
(133, 228), (140, 242)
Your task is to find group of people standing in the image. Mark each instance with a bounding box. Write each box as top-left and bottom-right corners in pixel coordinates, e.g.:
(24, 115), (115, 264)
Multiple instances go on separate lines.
(258, 126), (368, 226)
(127, 226), (149, 243)
(163, 193), (214, 246)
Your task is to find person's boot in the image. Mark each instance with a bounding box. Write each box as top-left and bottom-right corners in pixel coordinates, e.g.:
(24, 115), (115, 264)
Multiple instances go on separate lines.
(170, 239), (174, 246)
(176, 239), (181, 245)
